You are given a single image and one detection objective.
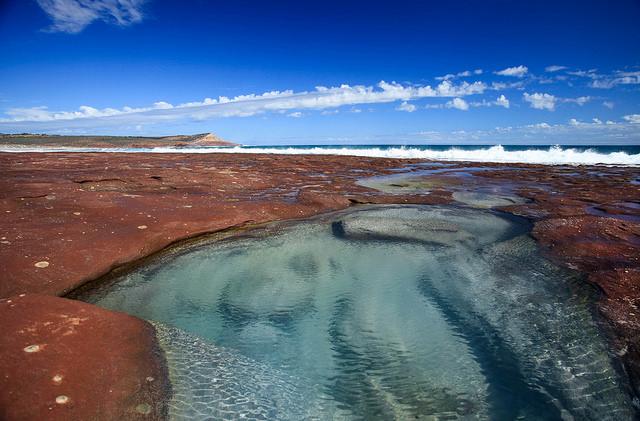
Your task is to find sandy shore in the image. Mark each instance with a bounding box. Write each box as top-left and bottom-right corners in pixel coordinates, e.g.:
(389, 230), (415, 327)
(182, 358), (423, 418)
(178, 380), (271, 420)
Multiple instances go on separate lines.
(0, 152), (638, 419)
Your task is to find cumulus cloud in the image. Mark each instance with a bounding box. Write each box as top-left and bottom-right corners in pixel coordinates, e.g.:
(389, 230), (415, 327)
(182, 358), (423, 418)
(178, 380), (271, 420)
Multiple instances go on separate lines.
(545, 65), (567, 72)
(521, 93), (590, 111)
(523, 92), (556, 111)
(36, 0), (145, 33)
(624, 114), (640, 124)
(495, 94), (510, 108)
(446, 98), (469, 111)
(0, 79), (488, 127)
(396, 101), (416, 112)
(495, 65), (528, 77)
(603, 101), (614, 109)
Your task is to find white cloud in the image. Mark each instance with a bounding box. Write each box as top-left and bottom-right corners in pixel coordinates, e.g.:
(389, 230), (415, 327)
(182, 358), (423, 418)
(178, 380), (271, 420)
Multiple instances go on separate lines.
(624, 114), (640, 124)
(446, 98), (469, 111)
(519, 94), (589, 111)
(436, 69), (483, 81)
(568, 69), (640, 89)
(527, 122), (552, 129)
(495, 94), (510, 109)
(589, 70), (640, 88)
(567, 69), (599, 78)
(545, 65), (567, 73)
(603, 101), (614, 109)
(396, 101), (416, 112)
(153, 101), (173, 110)
(568, 117), (604, 127)
(0, 79), (489, 127)
(563, 96), (591, 106)
(523, 92), (556, 111)
(36, 0), (145, 34)
(490, 81), (525, 91)
(495, 65), (528, 77)
(468, 95), (510, 109)
(287, 112), (302, 118)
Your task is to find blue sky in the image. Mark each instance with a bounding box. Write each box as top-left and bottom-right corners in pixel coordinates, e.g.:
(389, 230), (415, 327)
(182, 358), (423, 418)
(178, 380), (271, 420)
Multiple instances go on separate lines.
(0, 0), (639, 144)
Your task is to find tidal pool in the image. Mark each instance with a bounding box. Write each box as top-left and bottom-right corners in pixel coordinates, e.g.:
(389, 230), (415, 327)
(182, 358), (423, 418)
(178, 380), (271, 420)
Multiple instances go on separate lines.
(78, 205), (635, 420)
(356, 169), (528, 209)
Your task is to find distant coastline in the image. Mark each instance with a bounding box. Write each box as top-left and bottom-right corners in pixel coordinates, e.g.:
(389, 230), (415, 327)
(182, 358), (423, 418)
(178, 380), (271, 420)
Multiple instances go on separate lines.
(0, 132), (239, 148)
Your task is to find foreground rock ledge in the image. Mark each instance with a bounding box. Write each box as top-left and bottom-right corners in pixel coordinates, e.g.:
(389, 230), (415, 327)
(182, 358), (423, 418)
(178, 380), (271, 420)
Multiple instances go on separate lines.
(0, 294), (168, 420)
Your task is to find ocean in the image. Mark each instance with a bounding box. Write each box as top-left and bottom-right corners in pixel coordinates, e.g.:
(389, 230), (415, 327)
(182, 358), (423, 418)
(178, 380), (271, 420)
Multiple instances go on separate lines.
(2, 144), (640, 166)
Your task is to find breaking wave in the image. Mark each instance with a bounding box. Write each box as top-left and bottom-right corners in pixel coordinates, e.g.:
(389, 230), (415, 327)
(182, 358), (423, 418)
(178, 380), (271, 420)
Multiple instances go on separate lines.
(1, 144), (639, 166)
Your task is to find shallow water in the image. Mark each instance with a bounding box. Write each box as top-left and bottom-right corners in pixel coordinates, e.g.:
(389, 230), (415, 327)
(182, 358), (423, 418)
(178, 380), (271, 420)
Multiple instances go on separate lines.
(357, 170), (528, 209)
(79, 205), (635, 420)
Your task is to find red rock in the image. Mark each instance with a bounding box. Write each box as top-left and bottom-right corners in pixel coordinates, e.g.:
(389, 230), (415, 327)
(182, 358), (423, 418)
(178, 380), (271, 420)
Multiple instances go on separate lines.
(0, 294), (168, 421)
(1, 152), (639, 413)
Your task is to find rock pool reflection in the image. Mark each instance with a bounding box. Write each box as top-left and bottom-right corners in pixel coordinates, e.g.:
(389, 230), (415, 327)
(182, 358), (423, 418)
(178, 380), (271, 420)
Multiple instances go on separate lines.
(79, 206), (635, 420)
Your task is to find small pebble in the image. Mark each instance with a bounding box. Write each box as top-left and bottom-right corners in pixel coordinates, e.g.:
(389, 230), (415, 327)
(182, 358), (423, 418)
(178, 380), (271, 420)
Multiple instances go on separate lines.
(55, 395), (69, 405)
(72, 212), (81, 216)
(34, 261), (49, 268)
(52, 374), (63, 384)
(23, 344), (41, 353)
(137, 225), (148, 230)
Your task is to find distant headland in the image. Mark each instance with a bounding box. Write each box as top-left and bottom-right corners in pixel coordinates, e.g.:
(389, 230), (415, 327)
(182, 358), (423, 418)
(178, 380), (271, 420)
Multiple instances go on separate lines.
(0, 132), (239, 148)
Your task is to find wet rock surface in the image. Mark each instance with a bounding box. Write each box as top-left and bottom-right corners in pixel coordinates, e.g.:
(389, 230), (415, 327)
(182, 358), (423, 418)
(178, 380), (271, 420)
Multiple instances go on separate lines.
(0, 294), (168, 420)
(0, 152), (639, 417)
(0, 153), (447, 298)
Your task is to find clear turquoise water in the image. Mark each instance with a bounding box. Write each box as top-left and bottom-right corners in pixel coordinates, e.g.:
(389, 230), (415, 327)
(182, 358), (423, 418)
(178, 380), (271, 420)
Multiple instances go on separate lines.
(79, 206), (635, 420)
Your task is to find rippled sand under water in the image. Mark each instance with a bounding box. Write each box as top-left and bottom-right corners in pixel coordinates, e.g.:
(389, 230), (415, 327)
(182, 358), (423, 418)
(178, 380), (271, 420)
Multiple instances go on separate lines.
(79, 205), (636, 420)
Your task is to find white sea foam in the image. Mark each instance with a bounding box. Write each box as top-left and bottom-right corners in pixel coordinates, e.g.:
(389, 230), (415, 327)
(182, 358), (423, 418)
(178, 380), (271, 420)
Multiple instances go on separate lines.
(1, 144), (639, 166)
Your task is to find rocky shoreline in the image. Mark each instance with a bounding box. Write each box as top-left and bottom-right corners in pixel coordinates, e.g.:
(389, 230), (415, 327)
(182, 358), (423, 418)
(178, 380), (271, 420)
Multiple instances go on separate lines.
(1, 152), (638, 418)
